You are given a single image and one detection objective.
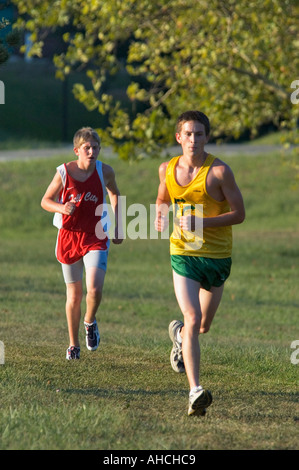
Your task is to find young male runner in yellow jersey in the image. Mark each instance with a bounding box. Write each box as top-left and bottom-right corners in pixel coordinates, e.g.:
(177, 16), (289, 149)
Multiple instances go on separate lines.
(155, 111), (245, 416)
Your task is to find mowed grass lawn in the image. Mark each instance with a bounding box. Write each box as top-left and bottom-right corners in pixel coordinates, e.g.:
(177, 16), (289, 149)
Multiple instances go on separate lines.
(0, 150), (298, 450)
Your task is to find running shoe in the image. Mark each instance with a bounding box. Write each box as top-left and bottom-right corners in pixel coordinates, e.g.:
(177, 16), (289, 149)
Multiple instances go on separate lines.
(168, 320), (185, 373)
(66, 346), (80, 360)
(84, 320), (100, 351)
(188, 387), (213, 417)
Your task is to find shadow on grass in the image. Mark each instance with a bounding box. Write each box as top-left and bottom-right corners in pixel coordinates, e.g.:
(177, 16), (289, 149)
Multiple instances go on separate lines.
(62, 387), (186, 398)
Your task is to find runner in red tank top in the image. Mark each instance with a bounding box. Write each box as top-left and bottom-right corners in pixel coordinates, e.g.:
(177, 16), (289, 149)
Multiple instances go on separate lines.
(41, 127), (123, 360)
(55, 159), (110, 264)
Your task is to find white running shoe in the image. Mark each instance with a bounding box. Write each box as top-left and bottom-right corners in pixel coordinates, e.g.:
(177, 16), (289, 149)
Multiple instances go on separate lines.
(188, 387), (213, 416)
(84, 320), (100, 351)
(168, 320), (185, 373)
(66, 346), (80, 360)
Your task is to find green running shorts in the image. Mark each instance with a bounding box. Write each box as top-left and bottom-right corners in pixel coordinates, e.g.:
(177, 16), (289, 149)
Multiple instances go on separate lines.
(171, 255), (232, 291)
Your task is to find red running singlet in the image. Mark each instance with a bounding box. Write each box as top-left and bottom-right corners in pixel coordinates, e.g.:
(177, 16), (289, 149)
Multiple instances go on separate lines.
(54, 161), (110, 264)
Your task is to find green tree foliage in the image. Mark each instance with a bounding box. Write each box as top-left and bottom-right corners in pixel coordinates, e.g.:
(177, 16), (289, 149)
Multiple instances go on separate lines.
(0, 1), (20, 66)
(13, 0), (299, 159)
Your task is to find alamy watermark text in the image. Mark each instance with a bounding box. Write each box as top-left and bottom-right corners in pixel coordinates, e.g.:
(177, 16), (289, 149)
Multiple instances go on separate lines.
(0, 80), (4, 104)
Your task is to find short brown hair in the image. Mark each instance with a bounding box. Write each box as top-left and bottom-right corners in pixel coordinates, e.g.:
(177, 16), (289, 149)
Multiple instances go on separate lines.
(73, 127), (101, 148)
(176, 111), (210, 136)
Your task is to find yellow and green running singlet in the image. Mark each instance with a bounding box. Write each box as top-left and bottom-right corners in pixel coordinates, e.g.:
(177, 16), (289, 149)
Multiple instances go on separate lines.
(165, 154), (232, 258)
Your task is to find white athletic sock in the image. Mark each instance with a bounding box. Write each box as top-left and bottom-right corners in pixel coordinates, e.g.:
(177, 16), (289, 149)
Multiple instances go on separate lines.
(84, 321), (94, 326)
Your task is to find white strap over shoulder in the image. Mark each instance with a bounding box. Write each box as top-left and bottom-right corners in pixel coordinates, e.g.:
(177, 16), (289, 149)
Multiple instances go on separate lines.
(53, 164), (67, 229)
(96, 160), (107, 198)
(57, 163), (67, 188)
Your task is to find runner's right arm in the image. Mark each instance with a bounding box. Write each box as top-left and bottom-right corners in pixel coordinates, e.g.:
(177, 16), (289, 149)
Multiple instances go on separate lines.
(41, 171), (76, 216)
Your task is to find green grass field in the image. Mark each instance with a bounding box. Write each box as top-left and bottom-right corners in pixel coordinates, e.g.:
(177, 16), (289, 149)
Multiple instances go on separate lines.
(0, 149), (298, 450)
